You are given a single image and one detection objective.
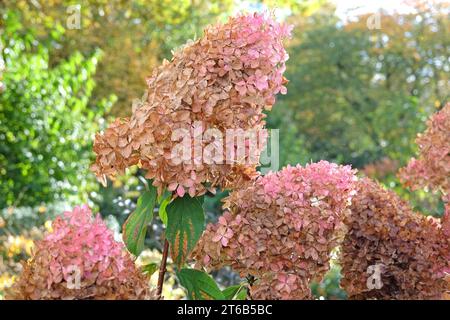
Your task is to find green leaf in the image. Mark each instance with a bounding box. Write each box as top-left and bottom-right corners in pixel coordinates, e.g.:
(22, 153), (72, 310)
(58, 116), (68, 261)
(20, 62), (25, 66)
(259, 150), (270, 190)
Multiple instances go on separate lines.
(177, 268), (225, 300)
(122, 188), (157, 256)
(235, 287), (248, 300)
(141, 262), (159, 276)
(157, 189), (171, 203)
(166, 196), (205, 269)
(158, 194), (171, 226)
(222, 284), (247, 300)
(222, 285), (240, 299)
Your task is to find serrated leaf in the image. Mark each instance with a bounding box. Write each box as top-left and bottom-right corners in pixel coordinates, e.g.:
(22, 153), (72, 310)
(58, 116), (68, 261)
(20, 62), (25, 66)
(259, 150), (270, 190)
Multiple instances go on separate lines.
(177, 268), (225, 300)
(122, 188), (157, 256)
(166, 196), (204, 269)
(142, 262), (158, 276)
(222, 284), (247, 300)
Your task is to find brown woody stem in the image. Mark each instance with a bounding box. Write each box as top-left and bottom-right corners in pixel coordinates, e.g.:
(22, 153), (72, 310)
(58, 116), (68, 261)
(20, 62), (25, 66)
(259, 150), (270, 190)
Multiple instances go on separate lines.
(157, 238), (170, 299)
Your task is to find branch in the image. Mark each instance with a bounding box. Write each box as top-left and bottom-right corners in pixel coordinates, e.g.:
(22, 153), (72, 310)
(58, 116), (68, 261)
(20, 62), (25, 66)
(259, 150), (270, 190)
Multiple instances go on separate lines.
(156, 238), (169, 299)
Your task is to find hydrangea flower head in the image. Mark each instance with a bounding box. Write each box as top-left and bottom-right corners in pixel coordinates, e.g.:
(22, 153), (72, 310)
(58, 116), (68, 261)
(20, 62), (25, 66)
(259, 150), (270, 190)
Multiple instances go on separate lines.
(399, 103), (450, 197)
(92, 13), (292, 197)
(7, 205), (155, 300)
(193, 161), (358, 299)
(340, 178), (449, 300)
(397, 104), (449, 298)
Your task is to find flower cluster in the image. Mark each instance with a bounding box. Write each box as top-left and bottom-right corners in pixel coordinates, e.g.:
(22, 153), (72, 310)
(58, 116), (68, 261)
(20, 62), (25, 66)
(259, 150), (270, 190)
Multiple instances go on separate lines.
(92, 13), (291, 196)
(193, 161), (358, 299)
(445, 204), (450, 300)
(399, 103), (450, 198)
(398, 103), (450, 297)
(6, 205), (155, 300)
(340, 178), (449, 300)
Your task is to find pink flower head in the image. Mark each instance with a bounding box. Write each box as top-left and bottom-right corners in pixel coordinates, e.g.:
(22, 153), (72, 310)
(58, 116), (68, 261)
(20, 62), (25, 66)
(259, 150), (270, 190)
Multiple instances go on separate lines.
(8, 205), (155, 300)
(193, 161), (358, 299)
(399, 103), (450, 197)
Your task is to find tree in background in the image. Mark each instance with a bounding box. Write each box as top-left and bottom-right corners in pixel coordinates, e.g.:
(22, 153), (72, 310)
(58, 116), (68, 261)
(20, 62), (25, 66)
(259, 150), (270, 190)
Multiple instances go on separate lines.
(0, 11), (113, 208)
(268, 0), (449, 217)
(2, 0), (326, 117)
(1, 0), (234, 116)
(276, 0), (448, 168)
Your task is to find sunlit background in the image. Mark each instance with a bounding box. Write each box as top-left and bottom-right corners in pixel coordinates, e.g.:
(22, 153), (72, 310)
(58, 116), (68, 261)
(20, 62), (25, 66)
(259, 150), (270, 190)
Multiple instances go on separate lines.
(0, 0), (449, 299)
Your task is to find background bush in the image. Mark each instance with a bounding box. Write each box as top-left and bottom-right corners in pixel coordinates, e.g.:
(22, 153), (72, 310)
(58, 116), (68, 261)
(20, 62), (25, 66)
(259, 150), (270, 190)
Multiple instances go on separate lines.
(0, 11), (114, 208)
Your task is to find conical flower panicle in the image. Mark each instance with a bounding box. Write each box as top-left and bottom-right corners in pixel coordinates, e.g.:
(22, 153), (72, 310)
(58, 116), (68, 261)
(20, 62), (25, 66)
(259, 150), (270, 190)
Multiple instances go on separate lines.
(92, 13), (292, 197)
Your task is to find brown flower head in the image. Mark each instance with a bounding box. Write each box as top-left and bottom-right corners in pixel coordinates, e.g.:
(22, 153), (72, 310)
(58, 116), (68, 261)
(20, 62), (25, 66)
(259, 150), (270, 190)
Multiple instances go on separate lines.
(340, 178), (449, 300)
(91, 13), (292, 196)
(399, 103), (450, 197)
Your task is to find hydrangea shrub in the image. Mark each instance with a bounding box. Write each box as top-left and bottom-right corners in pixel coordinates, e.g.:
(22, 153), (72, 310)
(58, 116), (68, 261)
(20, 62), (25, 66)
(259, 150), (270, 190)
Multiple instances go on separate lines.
(8, 12), (449, 301)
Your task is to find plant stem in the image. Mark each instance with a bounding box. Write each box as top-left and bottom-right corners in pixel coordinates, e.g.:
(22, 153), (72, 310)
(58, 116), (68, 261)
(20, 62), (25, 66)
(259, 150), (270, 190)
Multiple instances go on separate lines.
(246, 275), (255, 300)
(157, 238), (169, 298)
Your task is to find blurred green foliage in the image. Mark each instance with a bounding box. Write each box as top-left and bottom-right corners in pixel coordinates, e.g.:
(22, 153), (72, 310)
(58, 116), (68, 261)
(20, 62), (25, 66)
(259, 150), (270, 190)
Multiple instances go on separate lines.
(276, 2), (449, 169)
(311, 262), (347, 300)
(1, 0), (234, 116)
(0, 203), (63, 235)
(0, 11), (114, 208)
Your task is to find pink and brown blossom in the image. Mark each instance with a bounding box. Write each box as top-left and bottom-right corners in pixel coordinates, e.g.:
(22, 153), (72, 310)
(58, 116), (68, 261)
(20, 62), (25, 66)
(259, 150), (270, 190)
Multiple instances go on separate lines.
(399, 103), (450, 198)
(92, 13), (291, 196)
(340, 178), (449, 300)
(193, 161), (358, 299)
(6, 205), (155, 300)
